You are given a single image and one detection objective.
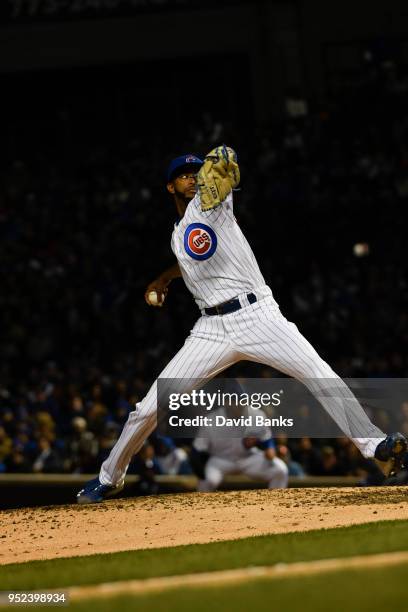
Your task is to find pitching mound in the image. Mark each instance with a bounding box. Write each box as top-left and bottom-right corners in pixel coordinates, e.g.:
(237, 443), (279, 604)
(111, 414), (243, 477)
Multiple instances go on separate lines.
(1, 487), (408, 565)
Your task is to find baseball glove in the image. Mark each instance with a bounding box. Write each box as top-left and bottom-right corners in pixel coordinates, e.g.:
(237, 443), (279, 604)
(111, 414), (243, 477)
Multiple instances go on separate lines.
(197, 145), (240, 211)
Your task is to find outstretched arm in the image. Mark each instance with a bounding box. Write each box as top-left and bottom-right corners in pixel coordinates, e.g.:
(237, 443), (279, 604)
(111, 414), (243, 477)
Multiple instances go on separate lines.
(144, 263), (182, 307)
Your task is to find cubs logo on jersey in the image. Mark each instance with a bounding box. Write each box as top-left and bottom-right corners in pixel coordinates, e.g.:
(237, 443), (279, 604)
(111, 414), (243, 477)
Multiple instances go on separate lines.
(184, 223), (217, 261)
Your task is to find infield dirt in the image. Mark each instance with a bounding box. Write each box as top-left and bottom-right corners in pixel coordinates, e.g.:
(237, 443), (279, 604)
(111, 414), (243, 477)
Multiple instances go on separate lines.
(1, 487), (408, 566)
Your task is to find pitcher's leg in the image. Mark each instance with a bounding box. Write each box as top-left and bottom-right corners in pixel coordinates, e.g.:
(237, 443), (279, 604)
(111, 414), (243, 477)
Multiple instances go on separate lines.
(234, 299), (384, 458)
(100, 332), (237, 486)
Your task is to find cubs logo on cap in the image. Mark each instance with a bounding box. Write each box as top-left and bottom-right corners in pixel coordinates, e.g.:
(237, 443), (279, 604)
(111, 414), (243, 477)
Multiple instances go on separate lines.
(167, 154), (203, 182)
(184, 223), (217, 261)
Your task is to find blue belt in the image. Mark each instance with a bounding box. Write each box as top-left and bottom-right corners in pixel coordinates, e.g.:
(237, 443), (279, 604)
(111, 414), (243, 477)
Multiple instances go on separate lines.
(204, 293), (257, 316)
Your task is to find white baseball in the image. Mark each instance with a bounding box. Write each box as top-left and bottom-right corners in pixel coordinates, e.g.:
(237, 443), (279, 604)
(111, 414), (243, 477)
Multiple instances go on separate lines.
(147, 290), (163, 306)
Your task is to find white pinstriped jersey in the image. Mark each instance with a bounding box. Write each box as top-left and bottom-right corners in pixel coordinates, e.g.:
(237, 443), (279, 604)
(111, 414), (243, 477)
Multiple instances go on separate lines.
(171, 192), (272, 309)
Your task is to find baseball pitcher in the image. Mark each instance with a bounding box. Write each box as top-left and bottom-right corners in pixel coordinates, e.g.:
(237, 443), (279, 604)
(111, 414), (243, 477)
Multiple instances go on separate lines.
(77, 146), (407, 503)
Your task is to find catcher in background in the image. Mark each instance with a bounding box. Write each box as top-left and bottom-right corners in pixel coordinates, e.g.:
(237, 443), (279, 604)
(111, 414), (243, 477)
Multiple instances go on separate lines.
(77, 146), (407, 503)
(192, 404), (289, 491)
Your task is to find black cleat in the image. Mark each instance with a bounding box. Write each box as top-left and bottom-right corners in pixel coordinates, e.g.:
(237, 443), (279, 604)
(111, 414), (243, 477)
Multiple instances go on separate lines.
(374, 433), (408, 479)
(77, 477), (124, 504)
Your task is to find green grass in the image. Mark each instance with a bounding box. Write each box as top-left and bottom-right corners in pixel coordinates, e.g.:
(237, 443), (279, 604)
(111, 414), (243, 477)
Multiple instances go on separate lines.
(66, 563), (408, 612)
(1, 520), (408, 591)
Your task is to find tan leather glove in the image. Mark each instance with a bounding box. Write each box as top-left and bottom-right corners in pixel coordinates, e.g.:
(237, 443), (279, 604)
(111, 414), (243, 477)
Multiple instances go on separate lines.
(197, 145), (240, 211)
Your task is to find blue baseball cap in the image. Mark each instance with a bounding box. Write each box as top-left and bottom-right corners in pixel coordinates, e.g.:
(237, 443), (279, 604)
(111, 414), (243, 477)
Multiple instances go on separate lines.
(167, 154), (203, 182)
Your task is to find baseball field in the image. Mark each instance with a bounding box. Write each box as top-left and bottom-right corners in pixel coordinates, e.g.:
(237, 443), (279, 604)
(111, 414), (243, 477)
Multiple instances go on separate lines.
(1, 487), (408, 610)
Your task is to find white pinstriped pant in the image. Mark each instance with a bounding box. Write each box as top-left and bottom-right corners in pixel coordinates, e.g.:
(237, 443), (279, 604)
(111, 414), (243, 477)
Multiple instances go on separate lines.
(100, 295), (384, 486)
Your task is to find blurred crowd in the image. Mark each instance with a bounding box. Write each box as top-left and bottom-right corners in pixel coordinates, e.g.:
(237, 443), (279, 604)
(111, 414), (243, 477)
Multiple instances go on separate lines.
(1, 46), (408, 484)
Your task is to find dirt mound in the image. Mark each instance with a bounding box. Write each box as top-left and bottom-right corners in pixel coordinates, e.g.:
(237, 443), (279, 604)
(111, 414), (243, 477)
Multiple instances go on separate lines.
(1, 487), (408, 566)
